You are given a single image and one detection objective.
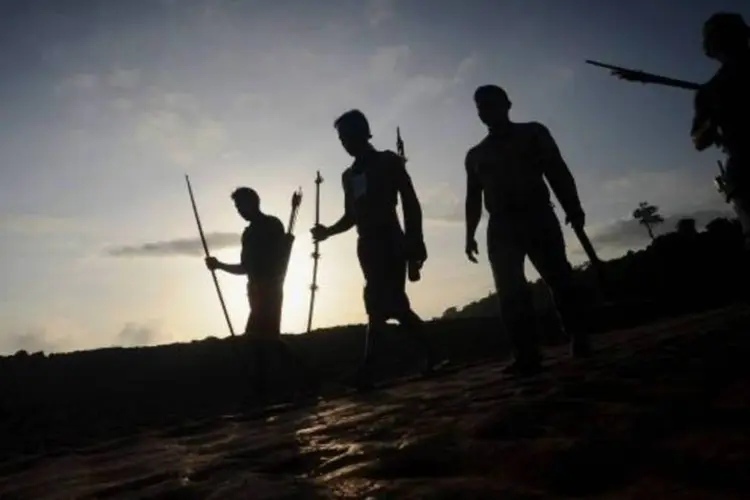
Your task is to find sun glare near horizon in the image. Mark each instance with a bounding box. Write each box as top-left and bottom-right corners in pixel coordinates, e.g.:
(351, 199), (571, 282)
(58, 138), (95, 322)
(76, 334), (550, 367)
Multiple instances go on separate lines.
(201, 234), (361, 338)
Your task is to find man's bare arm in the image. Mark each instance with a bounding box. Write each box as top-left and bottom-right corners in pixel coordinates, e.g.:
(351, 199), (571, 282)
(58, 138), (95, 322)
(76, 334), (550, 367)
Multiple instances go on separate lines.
(222, 263), (246, 275)
(465, 151), (483, 241)
(535, 123), (584, 221)
(327, 173), (356, 236)
(327, 213), (355, 236)
(210, 261), (246, 275)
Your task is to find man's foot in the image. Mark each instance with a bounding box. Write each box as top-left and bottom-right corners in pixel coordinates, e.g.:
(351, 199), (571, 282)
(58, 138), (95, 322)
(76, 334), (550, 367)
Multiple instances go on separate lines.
(351, 365), (376, 392)
(502, 358), (544, 378)
(570, 334), (593, 358)
(420, 358), (451, 378)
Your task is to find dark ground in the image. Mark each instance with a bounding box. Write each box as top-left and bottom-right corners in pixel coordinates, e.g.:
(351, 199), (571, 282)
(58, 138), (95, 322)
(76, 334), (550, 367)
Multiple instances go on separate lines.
(1, 303), (749, 499)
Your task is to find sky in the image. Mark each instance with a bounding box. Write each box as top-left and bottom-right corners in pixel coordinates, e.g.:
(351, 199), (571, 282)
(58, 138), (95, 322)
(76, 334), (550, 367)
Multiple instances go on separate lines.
(0, 0), (746, 355)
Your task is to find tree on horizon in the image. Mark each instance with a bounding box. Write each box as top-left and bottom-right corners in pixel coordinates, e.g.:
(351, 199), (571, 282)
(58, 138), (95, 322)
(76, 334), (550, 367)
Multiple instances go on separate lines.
(633, 201), (665, 240)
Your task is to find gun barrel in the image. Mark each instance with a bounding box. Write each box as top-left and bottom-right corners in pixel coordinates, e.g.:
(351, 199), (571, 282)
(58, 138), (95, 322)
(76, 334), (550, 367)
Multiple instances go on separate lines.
(585, 59), (701, 91)
(585, 59), (619, 71)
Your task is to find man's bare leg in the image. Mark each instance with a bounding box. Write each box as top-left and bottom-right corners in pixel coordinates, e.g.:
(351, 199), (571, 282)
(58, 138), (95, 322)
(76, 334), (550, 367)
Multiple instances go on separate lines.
(499, 287), (544, 376)
(269, 337), (321, 396)
(395, 308), (445, 376)
(526, 217), (593, 359)
(245, 337), (269, 402)
(352, 318), (386, 391)
(487, 227), (542, 375)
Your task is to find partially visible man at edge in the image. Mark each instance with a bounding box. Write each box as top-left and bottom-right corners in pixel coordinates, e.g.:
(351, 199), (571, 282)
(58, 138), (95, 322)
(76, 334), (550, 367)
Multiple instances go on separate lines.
(311, 109), (443, 390)
(464, 84), (593, 377)
(692, 12), (750, 247)
(206, 187), (314, 399)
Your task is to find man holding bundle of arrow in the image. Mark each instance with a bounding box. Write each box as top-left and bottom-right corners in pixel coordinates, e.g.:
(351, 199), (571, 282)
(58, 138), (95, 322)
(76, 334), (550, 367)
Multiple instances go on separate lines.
(205, 186), (313, 399)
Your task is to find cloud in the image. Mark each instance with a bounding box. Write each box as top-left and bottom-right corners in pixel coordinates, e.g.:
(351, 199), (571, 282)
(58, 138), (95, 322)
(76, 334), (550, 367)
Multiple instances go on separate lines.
(368, 45), (411, 81)
(452, 54), (479, 85)
(0, 317), (84, 355)
(597, 169), (724, 212)
(105, 231), (240, 257)
(1, 329), (62, 354)
(420, 183), (463, 224)
(374, 53), (480, 125)
(106, 67), (140, 89)
(110, 97), (133, 112)
(56, 73), (99, 93)
(578, 208), (735, 256)
(366, 0), (396, 27)
(117, 322), (161, 347)
(135, 103), (229, 167)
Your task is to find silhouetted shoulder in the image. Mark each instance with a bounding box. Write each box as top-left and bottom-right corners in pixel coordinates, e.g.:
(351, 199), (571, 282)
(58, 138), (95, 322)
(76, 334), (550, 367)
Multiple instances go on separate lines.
(266, 214), (285, 233)
(465, 139), (488, 172)
(379, 149), (403, 165)
(341, 166), (353, 186)
(518, 121), (552, 139)
(257, 213), (285, 238)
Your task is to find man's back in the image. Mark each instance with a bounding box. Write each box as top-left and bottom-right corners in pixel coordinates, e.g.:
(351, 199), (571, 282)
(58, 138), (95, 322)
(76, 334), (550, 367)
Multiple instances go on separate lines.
(695, 54), (750, 156)
(466, 121), (555, 216)
(241, 213), (287, 284)
(343, 149), (405, 239)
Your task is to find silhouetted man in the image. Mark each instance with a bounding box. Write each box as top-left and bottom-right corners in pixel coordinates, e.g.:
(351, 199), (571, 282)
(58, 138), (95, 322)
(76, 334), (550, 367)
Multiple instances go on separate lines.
(465, 85), (592, 377)
(692, 13), (750, 247)
(206, 187), (311, 398)
(311, 109), (439, 389)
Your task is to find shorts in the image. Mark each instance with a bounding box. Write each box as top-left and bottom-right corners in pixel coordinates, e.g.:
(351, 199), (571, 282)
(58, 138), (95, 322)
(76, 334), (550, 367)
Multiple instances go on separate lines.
(245, 281), (284, 337)
(486, 208), (574, 302)
(357, 235), (411, 320)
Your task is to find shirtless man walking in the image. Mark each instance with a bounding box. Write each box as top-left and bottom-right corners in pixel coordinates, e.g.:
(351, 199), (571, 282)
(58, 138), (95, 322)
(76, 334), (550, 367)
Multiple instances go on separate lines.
(311, 109), (441, 389)
(464, 85), (592, 376)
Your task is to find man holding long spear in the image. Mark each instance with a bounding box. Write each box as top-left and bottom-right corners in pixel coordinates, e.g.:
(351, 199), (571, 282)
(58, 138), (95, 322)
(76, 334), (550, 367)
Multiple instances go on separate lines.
(311, 109), (440, 390)
(205, 186), (312, 399)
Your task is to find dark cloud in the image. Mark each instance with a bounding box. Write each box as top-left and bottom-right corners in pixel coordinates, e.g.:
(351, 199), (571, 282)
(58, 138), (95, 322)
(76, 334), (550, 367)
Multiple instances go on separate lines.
(117, 323), (159, 347)
(586, 208), (735, 252)
(105, 231), (240, 257)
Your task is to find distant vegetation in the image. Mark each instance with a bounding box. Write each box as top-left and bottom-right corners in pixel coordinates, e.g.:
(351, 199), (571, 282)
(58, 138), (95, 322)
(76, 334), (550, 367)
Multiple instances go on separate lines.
(442, 214), (750, 320)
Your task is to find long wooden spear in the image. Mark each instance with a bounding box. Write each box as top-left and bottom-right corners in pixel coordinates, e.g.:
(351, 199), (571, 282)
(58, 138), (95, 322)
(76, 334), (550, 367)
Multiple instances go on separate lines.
(185, 174), (235, 337)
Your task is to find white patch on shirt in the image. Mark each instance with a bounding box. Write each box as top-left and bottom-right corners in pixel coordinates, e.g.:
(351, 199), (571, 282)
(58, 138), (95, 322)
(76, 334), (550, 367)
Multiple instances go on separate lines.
(351, 172), (368, 200)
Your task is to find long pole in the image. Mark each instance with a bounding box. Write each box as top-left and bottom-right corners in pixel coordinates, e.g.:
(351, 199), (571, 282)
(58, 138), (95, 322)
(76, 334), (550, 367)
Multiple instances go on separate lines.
(306, 171), (323, 333)
(184, 174), (235, 337)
